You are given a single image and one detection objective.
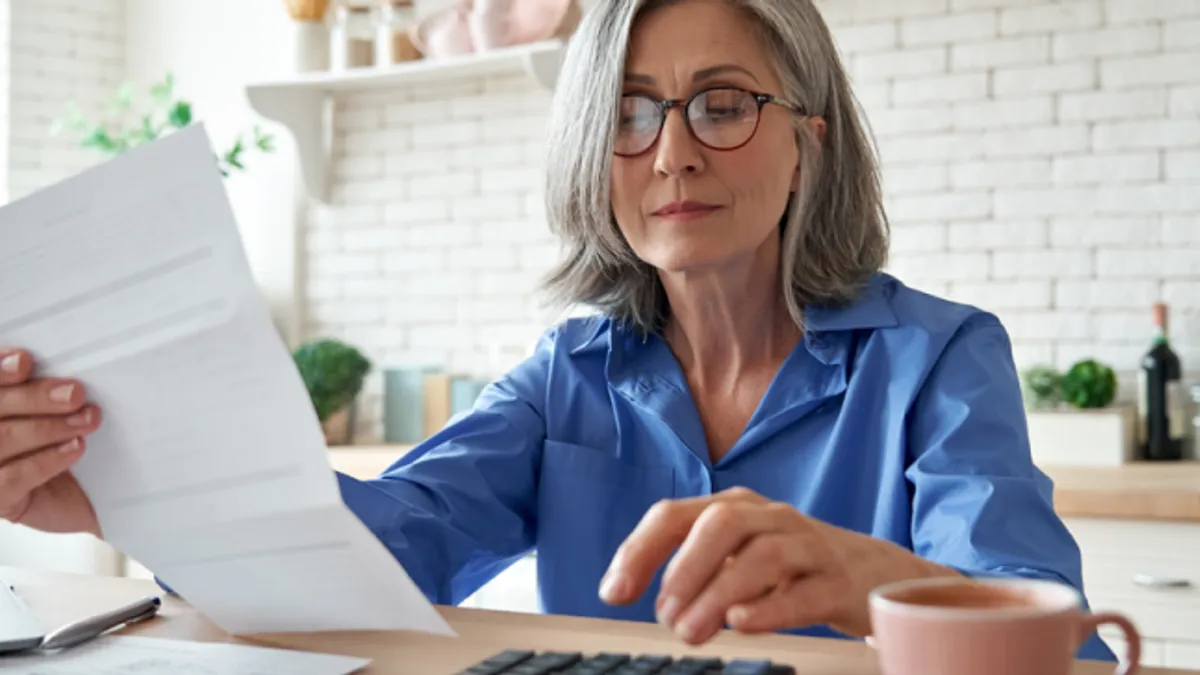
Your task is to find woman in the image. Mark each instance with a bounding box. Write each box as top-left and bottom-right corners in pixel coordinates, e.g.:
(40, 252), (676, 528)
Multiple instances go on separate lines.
(0, 0), (1115, 662)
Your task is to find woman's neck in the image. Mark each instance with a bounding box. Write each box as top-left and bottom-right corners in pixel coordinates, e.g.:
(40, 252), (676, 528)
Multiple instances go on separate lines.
(659, 247), (801, 388)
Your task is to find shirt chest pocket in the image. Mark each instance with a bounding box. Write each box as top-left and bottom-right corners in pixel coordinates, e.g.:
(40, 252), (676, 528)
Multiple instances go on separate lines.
(536, 440), (676, 556)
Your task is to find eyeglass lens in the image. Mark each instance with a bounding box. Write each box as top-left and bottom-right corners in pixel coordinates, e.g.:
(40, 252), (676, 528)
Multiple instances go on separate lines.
(615, 88), (762, 156)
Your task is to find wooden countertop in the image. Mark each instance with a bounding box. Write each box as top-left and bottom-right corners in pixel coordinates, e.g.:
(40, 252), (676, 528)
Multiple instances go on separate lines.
(5, 566), (1192, 674)
(329, 446), (1200, 523)
(1041, 460), (1200, 523)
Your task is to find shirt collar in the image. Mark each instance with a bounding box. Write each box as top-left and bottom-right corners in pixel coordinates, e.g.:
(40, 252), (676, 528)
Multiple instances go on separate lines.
(801, 272), (899, 333)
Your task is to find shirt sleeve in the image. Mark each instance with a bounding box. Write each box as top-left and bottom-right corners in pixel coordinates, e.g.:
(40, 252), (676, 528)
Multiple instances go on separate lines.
(335, 328), (555, 607)
(904, 311), (1118, 663)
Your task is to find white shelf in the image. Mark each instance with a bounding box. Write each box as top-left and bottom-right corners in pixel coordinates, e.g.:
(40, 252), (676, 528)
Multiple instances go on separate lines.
(245, 39), (567, 203)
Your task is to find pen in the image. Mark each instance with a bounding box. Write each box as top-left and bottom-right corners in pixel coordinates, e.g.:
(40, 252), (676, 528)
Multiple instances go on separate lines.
(39, 595), (162, 651)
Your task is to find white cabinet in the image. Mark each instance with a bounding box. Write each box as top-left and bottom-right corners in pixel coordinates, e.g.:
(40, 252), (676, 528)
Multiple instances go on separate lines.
(1064, 517), (1200, 670)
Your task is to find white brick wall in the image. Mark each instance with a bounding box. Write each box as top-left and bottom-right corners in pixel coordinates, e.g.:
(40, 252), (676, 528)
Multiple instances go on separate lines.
(305, 76), (560, 438)
(823, 0), (1200, 398)
(4, 0), (126, 200)
(309, 0), (1200, 439)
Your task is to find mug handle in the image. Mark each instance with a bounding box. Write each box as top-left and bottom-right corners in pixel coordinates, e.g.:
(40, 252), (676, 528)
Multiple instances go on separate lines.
(1080, 612), (1141, 675)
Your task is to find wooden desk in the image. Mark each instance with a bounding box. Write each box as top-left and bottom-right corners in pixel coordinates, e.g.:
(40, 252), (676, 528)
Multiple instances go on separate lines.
(4, 566), (1195, 674)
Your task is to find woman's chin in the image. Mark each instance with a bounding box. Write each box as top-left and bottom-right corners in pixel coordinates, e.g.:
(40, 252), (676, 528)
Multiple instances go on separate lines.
(642, 247), (747, 276)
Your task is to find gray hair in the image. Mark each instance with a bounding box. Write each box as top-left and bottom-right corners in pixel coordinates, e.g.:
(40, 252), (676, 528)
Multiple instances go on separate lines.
(540, 0), (889, 334)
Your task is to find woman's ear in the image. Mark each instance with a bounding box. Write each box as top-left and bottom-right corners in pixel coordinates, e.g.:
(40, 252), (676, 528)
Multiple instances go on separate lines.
(791, 116), (827, 192)
(809, 116), (827, 144)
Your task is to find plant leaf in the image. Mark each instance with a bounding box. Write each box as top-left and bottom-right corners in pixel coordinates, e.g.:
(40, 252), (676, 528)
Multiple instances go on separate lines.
(140, 115), (158, 141)
(254, 126), (275, 152)
(111, 82), (135, 111)
(80, 128), (118, 153)
(167, 101), (192, 128)
(149, 73), (175, 103)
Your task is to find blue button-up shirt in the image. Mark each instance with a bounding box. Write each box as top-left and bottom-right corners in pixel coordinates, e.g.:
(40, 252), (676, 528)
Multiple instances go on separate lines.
(335, 273), (1115, 662)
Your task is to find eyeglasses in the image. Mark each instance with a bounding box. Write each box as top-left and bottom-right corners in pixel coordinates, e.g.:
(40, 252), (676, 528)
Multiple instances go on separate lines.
(613, 86), (807, 157)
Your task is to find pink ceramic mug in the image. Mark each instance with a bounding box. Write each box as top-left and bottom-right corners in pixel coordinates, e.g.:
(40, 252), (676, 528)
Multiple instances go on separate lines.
(867, 576), (1140, 675)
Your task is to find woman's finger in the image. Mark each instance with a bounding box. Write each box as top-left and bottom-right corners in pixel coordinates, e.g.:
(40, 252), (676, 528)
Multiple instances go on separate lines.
(0, 379), (88, 420)
(601, 498), (706, 604)
(0, 406), (101, 462)
(669, 531), (818, 643)
(602, 488), (768, 605)
(0, 349), (32, 386)
(657, 501), (795, 625)
(725, 571), (845, 635)
(0, 437), (86, 521)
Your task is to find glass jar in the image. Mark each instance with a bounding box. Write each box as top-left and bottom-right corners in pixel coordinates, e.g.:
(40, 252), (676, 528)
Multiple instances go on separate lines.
(329, 2), (351, 71)
(374, 0), (417, 67)
(330, 1), (375, 70)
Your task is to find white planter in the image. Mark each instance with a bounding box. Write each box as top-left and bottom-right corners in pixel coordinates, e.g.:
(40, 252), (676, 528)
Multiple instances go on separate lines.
(1026, 404), (1136, 467)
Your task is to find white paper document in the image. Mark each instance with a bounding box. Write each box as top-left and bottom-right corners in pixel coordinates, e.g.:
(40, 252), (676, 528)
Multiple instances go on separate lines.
(0, 635), (370, 674)
(0, 125), (454, 637)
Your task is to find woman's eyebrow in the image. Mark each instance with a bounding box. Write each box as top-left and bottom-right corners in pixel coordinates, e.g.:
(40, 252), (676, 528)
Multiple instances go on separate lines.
(692, 64), (761, 84)
(623, 63), (762, 86)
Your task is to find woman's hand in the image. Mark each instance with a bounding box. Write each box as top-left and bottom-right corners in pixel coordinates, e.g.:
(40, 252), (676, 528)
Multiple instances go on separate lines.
(0, 348), (103, 537)
(598, 486), (959, 644)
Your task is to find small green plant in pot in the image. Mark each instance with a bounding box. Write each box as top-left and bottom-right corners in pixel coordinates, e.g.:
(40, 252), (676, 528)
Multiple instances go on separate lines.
(1021, 364), (1063, 410)
(292, 339), (372, 445)
(1059, 359), (1118, 410)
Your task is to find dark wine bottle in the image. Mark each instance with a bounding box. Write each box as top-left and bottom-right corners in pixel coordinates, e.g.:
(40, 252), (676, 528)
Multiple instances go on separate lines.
(1137, 302), (1185, 461)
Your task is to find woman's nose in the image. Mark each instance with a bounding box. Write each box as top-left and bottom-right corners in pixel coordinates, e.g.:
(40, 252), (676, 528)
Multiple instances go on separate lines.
(653, 108), (705, 177)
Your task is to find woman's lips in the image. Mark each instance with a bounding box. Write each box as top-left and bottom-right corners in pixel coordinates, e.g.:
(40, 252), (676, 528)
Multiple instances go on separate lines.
(651, 200), (722, 221)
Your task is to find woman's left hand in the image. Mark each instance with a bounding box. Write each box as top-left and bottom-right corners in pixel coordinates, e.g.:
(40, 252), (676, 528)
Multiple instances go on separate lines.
(598, 486), (959, 644)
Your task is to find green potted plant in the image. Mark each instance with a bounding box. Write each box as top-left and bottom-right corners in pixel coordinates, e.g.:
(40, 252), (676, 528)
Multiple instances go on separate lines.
(1021, 364), (1063, 410)
(292, 338), (372, 446)
(1059, 359), (1118, 410)
(1021, 359), (1132, 467)
(50, 72), (274, 176)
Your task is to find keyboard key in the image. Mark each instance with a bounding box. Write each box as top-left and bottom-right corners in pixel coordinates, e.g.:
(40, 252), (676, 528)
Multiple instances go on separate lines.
(527, 652), (584, 670)
(459, 650), (535, 674)
(561, 653), (631, 674)
(722, 660), (771, 675)
(505, 665), (552, 675)
(663, 656), (724, 674)
(607, 653), (674, 674)
(629, 654), (674, 673)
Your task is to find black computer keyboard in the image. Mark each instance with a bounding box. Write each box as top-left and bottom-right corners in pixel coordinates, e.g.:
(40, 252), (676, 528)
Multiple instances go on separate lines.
(457, 650), (797, 674)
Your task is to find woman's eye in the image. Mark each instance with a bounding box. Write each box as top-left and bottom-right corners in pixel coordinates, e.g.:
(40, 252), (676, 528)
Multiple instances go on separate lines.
(618, 113), (654, 131)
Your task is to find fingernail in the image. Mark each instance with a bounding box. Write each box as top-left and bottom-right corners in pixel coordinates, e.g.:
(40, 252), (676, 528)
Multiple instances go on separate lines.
(727, 605), (749, 626)
(49, 384), (75, 403)
(67, 409), (92, 427)
(1, 353), (20, 374)
(675, 614), (701, 642)
(657, 596), (680, 626)
(58, 438), (81, 453)
(599, 573), (626, 603)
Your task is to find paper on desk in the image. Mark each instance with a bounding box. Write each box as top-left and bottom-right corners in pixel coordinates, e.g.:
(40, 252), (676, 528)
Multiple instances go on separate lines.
(0, 124), (454, 637)
(0, 634), (370, 674)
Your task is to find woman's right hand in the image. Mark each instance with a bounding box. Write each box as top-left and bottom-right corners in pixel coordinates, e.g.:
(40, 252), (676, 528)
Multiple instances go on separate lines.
(0, 348), (103, 537)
